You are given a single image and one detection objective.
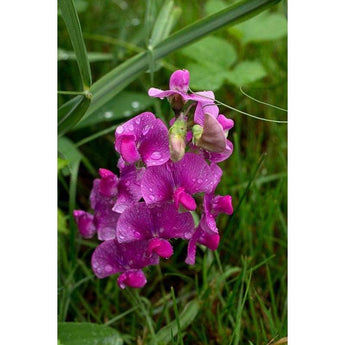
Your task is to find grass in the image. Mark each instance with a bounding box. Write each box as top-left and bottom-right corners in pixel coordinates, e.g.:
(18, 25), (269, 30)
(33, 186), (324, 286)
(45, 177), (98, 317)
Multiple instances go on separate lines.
(58, 0), (287, 344)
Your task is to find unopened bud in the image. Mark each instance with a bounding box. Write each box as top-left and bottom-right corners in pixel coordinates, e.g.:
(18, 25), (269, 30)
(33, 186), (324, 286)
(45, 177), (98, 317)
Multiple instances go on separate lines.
(169, 118), (187, 162)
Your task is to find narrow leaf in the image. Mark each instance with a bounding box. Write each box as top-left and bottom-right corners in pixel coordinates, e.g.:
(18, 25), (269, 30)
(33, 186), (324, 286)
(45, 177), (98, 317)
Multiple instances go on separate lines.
(58, 95), (90, 136)
(154, 300), (200, 344)
(58, 322), (123, 345)
(59, 0), (92, 88)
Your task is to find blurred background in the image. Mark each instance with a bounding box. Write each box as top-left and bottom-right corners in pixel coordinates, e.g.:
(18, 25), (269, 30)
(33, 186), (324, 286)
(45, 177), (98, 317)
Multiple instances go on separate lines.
(58, 0), (287, 344)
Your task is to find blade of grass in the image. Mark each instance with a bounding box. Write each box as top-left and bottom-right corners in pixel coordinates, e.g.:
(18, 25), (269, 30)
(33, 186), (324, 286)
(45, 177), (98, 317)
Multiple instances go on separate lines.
(59, 0), (92, 88)
(171, 286), (183, 345)
(63, 0), (281, 129)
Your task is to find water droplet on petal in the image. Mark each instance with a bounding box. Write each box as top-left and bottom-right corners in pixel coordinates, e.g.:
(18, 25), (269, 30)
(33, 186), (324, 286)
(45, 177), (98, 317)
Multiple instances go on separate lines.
(143, 125), (151, 135)
(135, 117), (141, 125)
(128, 124), (134, 131)
(197, 179), (203, 184)
(117, 125), (124, 134)
(151, 151), (161, 160)
(104, 264), (112, 273)
(149, 188), (153, 192)
(184, 231), (192, 239)
(149, 195), (155, 201)
(192, 178), (196, 182)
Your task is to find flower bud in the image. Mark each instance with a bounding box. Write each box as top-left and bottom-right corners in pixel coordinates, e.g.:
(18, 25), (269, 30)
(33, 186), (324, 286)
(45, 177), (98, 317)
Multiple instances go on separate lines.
(169, 118), (187, 162)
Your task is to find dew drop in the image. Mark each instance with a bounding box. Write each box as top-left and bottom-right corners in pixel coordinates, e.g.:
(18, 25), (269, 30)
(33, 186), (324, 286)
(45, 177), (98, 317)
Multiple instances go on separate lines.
(192, 178), (196, 182)
(104, 264), (113, 273)
(149, 188), (153, 192)
(149, 195), (156, 201)
(184, 231), (192, 239)
(151, 151), (161, 160)
(135, 117), (141, 125)
(197, 179), (203, 184)
(131, 101), (140, 109)
(124, 110), (132, 117)
(104, 111), (113, 119)
(143, 125), (151, 135)
(116, 125), (124, 134)
(128, 124), (134, 131)
(129, 259), (134, 265)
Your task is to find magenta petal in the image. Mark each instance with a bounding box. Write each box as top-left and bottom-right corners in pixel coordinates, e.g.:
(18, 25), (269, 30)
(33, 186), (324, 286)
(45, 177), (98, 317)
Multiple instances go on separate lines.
(208, 139), (234, 163)
(151, 202), (195, 239)
(99, 168), (118, 197)
(141, 163), (175, 205)
(148, 238), (173, 259)
(117, 135), (140, 164)
(169, 69), (190, 93)
(174, 153), (215, 194)
(213, 195), (233, 215)
(73, 210), (96, 239)
(148, 88), (177, 99)
(94, 200), (120, 241)
(198, 232), (220, 251)
(218, 114), (234, 131)
(185, 229), (200, 265)
(210, 163), (223, 193)
(193, 91), (218, 126)
(116, 203), (152, 242)
(117, 269), (147, 289)
(139, 118), (170, 167)
(173, 187), (196, 211)
(91, 240), (159, 279)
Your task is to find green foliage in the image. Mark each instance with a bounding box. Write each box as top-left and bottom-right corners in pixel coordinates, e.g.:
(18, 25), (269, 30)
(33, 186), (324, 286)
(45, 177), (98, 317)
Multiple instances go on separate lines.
(227, 60), (267, 86)
(58, 0), (287, 344)
(230, 10), (287, 43)
(58, 322), (123, 345)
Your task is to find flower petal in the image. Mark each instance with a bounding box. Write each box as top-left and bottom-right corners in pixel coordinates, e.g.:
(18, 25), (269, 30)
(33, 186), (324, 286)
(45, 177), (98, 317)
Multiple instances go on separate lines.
(174, 153), (215, 194)
(73, 210), (96, 239)
(117, 269), (147, 289)
(139, 118), (170, 167)
(169, 69), (190, 93)
(148, 238), (173, 259)
(91, 239), (159, 279)
(208, 139), (234, 163)
(99, 168), (118, 197)
(141, 162), (175, 205)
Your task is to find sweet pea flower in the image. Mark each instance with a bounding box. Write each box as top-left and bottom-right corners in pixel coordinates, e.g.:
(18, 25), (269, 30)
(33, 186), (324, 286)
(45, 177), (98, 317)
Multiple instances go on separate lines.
(116, 202), (195, 258)
(73, 210), (96, 239)
(148, 70), (192, 110)
(115, 112), (170, 167)
(91, 239), (159, 289)
(112, 158), (144, 213)
(141, 153), (218, 211)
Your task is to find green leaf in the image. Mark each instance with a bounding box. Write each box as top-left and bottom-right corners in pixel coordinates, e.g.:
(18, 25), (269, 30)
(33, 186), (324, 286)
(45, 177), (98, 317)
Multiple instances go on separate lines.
(187, 62), (227, 91)
(58, 208), (69, 234)
(154, 300), (200, 344)
(59, 0), (92, 88)
(58, 137), (83, 169)
(58, 157), (69, 171)
(230, 11), (287, 44)
(63, 0), (281, 126)
(58, 322), (123, 345)
(58, 94), (91, 136)
(150, 0), (175, 47)
(181, 36), (237, 69)
(205, 0), (229, 16)
(75, 91), (154, 129)
(58, 48), (114, 63)
(226, 60), (267, 86)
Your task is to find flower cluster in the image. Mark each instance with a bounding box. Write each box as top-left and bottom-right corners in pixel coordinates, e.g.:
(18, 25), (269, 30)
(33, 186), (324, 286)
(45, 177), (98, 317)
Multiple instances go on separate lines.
(74, 70), (234, 289)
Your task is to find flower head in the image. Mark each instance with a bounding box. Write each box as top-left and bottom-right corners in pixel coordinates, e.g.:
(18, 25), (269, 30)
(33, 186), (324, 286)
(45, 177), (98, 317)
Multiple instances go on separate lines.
(115, 112), (170, 167)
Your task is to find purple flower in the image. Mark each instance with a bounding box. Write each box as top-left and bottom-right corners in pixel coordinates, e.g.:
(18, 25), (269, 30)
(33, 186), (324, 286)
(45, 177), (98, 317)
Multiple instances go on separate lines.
(185, 225), (220, 265)
(73, 210), (96, 239)
(115, 112), (170, 167)
(91, 239), (159, 289)
(90, 178), (120, 240)
(112, 158), (144, 213)
(141, 153), (218, 211)
(116, 202), (195, 258)
(148, 69), (191, 102)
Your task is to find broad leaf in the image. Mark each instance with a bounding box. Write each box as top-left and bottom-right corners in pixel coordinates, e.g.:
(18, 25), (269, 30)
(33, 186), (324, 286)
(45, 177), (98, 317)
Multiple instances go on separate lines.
(58, 322), (123, 345)
(230, 10), (287, 44)
(227, 60), (267, 86)
(58, 208), (69, 234)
